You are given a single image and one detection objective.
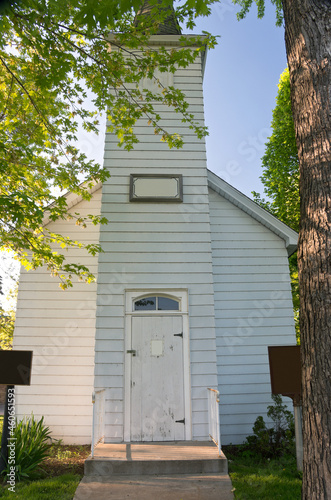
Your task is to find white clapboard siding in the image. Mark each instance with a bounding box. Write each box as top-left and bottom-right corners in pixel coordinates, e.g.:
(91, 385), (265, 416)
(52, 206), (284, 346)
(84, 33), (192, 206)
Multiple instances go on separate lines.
(95, 49), (218, 443)
(209, 187), (297, 445)
(13, 188), (102, 445)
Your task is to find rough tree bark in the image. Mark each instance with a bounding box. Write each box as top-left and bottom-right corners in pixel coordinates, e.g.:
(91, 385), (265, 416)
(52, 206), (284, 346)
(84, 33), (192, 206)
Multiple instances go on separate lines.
(282, 0), (331, 498)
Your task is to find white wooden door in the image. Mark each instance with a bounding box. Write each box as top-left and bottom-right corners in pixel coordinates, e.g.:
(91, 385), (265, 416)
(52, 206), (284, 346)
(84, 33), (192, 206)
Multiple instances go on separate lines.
(130, 315), (185, 441)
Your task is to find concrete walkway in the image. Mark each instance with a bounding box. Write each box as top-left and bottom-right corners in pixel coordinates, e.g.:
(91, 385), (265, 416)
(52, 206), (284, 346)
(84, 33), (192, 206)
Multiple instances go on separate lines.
(73, 473), (235, 500)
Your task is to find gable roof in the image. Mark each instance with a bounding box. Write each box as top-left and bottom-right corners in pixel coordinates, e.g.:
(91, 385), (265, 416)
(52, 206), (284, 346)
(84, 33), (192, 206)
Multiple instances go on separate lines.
(207, 170), (298, 256)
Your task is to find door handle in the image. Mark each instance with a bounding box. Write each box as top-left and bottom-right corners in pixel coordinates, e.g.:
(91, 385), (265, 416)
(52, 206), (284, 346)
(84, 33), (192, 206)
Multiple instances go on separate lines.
(126, 350), (136, 356)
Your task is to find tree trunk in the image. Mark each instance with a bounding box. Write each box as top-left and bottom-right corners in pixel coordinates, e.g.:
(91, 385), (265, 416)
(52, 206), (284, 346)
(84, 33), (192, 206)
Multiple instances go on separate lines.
(282, 0), (331, 498)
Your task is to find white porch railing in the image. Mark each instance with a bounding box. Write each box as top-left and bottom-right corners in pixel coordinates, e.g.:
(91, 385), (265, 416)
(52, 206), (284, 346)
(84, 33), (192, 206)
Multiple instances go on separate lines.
(207, 387), (221, 455)
(91, 389), (105, 458)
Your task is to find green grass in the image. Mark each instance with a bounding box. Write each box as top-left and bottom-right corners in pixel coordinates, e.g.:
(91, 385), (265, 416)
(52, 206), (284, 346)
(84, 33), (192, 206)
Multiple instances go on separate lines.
(0, 425), (85, 499)
(0, 417), (302, 500)
(227, 453), (302, 499)
(0, 474), (81, 499)
(0, 453), (301, 500)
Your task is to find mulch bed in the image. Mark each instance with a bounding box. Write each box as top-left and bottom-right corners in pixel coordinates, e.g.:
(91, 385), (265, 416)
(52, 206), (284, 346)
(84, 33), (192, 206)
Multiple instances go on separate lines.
(40, 445), (91, 477)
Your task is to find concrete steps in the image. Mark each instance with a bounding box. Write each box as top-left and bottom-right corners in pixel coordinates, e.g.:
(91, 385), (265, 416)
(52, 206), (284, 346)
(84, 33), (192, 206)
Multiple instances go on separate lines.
(84, 441), (228, 477)
(74, 473), (235, 500)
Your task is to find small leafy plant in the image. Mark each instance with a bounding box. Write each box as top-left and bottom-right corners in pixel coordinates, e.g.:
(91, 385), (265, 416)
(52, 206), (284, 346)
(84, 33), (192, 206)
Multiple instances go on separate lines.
(55, 448), (72, 461)
(244, 394), (295, 458)
(1, 415), (53, 481)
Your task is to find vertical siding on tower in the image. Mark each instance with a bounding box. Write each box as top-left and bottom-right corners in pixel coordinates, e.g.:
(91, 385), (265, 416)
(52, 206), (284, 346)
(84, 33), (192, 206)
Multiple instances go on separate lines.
(95, 55), (219, 442)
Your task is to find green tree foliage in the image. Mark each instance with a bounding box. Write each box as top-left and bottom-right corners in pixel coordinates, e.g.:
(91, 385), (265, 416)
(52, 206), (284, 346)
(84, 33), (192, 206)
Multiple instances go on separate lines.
(0, 248), (18, 341)
(0, 306), (15, 349)
(0, 0), (217, 288)
(252, 69), (300, 340)
(252, 68), (299, 232)
(0, 252), (18, 348)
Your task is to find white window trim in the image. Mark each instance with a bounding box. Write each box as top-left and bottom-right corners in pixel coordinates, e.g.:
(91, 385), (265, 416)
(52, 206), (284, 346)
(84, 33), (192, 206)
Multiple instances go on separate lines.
(126, 289), (188, 315)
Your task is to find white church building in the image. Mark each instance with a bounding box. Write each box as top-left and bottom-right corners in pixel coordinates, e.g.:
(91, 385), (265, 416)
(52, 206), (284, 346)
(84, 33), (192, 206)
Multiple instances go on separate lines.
(13, 10), (297, 447)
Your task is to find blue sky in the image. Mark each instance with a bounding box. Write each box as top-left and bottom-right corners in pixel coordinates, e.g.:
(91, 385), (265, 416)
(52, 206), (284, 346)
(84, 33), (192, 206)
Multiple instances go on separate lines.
(194, 2), (288, 197)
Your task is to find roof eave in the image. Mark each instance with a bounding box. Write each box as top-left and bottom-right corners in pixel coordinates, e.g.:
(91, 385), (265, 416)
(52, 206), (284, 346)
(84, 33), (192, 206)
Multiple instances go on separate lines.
(42, 181), (102, 227)
(107, 33), (208, 80)
(207, 170), (298, 256)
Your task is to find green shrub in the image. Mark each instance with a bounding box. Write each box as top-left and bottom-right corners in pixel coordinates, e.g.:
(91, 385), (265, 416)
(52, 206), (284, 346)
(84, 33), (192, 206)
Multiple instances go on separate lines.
(244, 395), (295, 458)
(1, 415), (53, 481)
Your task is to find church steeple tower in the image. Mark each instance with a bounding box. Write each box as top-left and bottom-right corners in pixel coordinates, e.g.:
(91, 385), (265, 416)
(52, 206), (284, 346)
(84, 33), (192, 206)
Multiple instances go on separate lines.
(134, 0), (181, 35)
(96, 9), (219, 444)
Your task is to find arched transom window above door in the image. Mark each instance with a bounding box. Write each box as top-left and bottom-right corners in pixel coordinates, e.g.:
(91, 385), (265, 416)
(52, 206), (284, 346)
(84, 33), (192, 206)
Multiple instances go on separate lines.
(133, 295), (180, 312)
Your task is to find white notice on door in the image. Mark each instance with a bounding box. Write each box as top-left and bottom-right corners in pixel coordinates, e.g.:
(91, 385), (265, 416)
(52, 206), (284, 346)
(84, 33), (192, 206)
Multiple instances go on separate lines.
(151, 339), (164, 357)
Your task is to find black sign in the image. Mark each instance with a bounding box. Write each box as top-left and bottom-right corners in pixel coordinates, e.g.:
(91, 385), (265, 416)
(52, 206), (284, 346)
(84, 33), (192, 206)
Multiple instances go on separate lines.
(0, 350), (33, 385)
(268, 345), (301, 405)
